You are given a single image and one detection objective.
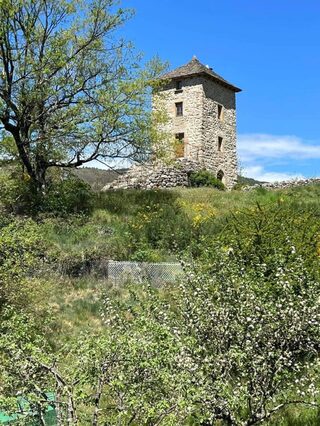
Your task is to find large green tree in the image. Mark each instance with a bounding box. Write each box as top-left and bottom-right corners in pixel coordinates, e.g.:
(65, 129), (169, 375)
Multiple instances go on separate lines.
(0, 0), (164, 189)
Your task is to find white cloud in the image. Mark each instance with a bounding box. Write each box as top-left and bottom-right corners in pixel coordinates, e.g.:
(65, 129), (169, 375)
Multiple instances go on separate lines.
(241, 165), (304, 183)
(82, 133), (318, 184)
(238, 134), (320, 162)
(238, 133), (320, 182)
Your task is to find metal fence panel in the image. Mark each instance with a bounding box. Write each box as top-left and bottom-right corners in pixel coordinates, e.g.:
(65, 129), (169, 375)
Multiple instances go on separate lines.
(107, 261), (183, 285)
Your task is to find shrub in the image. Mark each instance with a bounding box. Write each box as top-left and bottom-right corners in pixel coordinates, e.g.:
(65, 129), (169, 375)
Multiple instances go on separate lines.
(175, 247), (320, 425)
(0, 168), (35, 213)
(42, 177), (94, 215)
(0, 168), (93, 216)
(219, 201), (320, 278)
(129, 202), (193, 253)
(0, 217), (48, 315)
(6, 244), (320, 425)
(189, 169), (225, 190)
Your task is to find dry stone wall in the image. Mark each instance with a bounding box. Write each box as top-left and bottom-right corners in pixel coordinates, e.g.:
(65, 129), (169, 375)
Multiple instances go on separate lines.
(102, 159), (203, 190)
(243, 178), (320, 191)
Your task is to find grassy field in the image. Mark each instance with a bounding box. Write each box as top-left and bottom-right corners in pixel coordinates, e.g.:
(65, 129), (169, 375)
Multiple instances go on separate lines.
(41, 183), (320, 337)
(39, 183), (320, 264)
(2, 182), (320, 425)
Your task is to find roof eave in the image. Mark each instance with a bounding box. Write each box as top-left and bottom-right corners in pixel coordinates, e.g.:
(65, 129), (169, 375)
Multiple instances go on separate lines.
(161, 71), (242, 93)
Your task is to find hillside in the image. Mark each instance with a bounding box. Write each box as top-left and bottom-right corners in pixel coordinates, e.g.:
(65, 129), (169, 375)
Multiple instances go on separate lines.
(41, 183), (320, 265)
(73, 167), (129, 190)
(2, 182), (320, 425)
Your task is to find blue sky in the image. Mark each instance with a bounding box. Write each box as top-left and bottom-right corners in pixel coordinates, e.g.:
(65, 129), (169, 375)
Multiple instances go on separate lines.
(117, 0), (320, 181)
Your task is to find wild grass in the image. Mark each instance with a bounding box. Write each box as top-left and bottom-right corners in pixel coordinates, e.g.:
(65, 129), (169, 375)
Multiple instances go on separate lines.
(267, 406), (320, 425)
(39, 184), (320, 265)
(30, 183), (320, 425)
(45, 274), (105, 349)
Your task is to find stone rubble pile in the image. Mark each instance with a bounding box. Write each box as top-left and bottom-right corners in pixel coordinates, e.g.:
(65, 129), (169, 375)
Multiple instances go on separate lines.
(243, 178), (320, 191)
(102, 159), (203, 190)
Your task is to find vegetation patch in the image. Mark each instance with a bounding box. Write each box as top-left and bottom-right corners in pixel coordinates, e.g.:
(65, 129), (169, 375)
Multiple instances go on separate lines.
(189, 169), (226, 190)
(1, 178), (320, 424)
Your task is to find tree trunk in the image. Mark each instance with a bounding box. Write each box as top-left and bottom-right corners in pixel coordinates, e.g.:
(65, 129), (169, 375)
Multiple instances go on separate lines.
(34, 162), (48, 193)
(3, 121), (49, 191)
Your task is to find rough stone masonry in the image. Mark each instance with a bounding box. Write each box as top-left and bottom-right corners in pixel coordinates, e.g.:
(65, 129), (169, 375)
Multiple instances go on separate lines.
(104, 56), (241, 191)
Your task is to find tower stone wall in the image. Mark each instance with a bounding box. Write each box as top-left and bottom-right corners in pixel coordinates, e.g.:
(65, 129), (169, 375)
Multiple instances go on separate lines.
(152, 57), (240, 189)
(201, 79), (238, 187)
(154, 76), (205, 162)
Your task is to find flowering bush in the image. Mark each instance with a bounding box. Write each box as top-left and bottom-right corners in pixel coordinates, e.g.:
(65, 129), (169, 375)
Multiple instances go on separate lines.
(2, 192), (320, 424)
(4, 241), (320, 425)
(173, 246), (320, 424)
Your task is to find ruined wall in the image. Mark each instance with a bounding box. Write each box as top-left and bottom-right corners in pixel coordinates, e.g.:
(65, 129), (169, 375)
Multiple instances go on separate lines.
(243, 178), (320, 191)
(103, 159), (203, 190)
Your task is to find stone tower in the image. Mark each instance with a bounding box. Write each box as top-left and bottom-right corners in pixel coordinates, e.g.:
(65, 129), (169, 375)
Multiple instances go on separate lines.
(154, 56), (241, 188)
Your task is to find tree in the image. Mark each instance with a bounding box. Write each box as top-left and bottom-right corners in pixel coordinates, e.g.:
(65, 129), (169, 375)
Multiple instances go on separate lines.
(0, 0), (165, 190)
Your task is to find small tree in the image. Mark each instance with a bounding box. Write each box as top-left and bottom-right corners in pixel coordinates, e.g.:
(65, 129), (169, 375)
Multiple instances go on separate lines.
(0, 0), (165, 190)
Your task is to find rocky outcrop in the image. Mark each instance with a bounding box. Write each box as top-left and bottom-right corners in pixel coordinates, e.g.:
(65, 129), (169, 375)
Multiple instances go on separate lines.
(243, 178), (320, 191)
(102, 159), (203, 190)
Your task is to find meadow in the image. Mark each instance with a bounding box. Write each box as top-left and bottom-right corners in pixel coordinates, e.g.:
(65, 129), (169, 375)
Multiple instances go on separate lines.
(1, 178), (320, 425)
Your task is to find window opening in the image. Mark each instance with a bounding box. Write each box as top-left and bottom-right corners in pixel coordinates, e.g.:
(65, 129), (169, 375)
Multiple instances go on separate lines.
(175, 102), (183, 116)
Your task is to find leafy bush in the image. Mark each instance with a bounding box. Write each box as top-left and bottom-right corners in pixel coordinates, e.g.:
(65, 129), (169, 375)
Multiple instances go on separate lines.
(42, 176), (94, 215)
(0, 168), (93, 215)
(218, 201), (320, 278)
(0, 168), (35, 213)
(4, 242), (320, 425)
(0, 218), (47, 312)
(189, 169), (225, 190)
(176, 247), (320, 425)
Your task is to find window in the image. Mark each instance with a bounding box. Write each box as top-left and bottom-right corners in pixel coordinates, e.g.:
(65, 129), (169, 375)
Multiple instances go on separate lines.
(218, 136), (223, 152)
(175, 133), (185, 158)
(175, 132), (184, 140)
(175, 102), (183, 117)
(217, 104), (223, 120)
(176, 80), (182, 90)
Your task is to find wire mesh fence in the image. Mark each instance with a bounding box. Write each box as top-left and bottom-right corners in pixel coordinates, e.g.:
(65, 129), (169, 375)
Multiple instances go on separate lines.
(106, 261), (183, 286)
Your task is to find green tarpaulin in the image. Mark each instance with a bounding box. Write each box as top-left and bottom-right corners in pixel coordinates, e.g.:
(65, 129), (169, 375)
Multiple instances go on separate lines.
(0, 393), (57, 425)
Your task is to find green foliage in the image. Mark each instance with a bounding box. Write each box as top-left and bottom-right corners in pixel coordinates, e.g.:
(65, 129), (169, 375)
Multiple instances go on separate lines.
(0, 217), (47, 313)
(128, 202), (193, 253)
(95, 189), (179, 216)
(172, 245), (320, 425)
(3, 244), (320, 425)
(0, 0), (167, 189)
(42, 177), (94, 216)
(0, 168), (94, 215)
(0, 134), (19, 165)
(36, 184), (320, 264)
(189, 169), (225, 190)
(2, 183), (320, 424)
(218, 200), (320, 278)
(0, 168), (32, 213)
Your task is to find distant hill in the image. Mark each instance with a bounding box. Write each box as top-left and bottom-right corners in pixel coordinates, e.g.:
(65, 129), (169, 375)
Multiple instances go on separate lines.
(237, 175), (266, 186)
(73, 167), (128, 191)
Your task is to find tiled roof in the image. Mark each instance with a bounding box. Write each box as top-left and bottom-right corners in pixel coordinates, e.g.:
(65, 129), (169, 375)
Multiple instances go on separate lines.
(161, 56), (241, 92)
